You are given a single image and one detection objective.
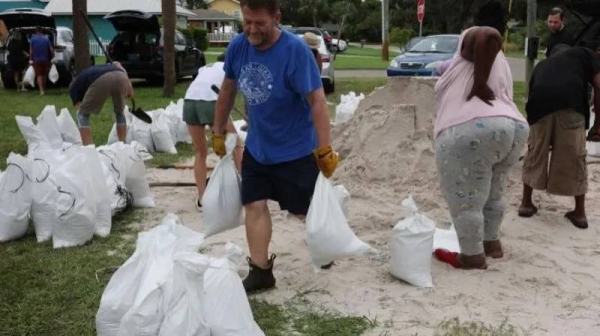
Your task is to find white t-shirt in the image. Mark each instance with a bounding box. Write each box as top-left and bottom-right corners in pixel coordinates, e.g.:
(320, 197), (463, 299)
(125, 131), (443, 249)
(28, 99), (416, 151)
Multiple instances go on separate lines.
(184, 61), (225, 101)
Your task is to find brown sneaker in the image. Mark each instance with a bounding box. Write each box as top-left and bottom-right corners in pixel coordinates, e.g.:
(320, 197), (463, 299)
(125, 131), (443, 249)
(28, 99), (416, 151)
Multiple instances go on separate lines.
(243, 254), (276, 294)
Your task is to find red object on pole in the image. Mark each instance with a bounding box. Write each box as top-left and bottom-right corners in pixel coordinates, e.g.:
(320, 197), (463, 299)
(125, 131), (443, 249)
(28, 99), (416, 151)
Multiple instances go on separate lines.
(417, 0), (425, 23)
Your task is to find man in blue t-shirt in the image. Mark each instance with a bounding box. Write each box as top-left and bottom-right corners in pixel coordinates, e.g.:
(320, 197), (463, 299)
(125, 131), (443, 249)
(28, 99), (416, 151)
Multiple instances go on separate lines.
(212, 0), (339, 293)
(29, 27), (54, 96)
(69, 62), (134, 145)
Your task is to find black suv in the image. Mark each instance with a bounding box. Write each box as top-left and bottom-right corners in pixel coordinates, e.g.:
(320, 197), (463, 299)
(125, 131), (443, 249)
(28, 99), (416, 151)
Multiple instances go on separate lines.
(104, 10), (205, 82)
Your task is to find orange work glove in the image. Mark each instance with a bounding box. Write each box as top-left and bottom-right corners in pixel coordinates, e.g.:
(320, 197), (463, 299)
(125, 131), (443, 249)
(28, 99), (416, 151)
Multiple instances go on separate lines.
(313, 145), (339, 178)
(212, 133), (226, 158)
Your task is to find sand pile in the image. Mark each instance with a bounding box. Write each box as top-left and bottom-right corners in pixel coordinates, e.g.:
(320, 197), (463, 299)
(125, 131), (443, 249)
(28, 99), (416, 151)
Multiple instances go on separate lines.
(332, 77), (450, 226)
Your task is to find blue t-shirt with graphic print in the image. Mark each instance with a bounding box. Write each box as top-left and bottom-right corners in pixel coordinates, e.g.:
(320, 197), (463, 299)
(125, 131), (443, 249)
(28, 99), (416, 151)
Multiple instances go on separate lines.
(224, 30), (323, 165)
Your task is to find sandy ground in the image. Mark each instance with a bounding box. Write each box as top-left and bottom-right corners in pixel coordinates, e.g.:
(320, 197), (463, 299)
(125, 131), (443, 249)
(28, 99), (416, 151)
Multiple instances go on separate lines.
(141, 77), (600, 336)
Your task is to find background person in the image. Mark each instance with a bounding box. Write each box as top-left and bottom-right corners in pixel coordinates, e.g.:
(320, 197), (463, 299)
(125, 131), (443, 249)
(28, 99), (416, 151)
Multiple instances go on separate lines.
(7, 29), (29, 91)
(302, 32), (322, 72)
(29, 26), (54, 95)
(69, 63), (133, 145)
(545, 7), (574, 58)
(182, 53), (243, 210)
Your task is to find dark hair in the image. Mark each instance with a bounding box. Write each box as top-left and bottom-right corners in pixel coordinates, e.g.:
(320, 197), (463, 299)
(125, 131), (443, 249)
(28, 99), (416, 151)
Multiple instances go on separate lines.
(35, 26), (43, 33)
(473, 0), (507, 36)
(549, 7), (564, 20)
(217, 52), (226, 62)
(239, 0), (279, 15)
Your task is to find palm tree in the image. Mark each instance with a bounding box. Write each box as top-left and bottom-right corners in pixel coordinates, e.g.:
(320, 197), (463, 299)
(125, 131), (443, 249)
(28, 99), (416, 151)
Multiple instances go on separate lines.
(162, 0), (176, 97)
(72, 0), (91, 73)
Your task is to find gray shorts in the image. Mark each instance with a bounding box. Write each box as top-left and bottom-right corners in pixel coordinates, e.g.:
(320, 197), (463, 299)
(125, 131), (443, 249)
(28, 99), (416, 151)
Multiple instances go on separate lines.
(183, 99), (216, 126)
(79, 71), (129, 115)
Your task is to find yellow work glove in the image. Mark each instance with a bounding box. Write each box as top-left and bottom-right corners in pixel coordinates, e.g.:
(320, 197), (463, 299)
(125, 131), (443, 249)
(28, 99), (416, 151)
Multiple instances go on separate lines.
(313, 145), (339, 178)
(212, 133), (226, 158)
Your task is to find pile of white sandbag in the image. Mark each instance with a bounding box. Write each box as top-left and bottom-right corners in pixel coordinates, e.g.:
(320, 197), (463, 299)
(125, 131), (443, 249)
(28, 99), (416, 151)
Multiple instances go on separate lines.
(107, 99), (192, 154)
(2, 106), (155, 247)
(334, 91), (365, 126)
(96, 213), (264, 336)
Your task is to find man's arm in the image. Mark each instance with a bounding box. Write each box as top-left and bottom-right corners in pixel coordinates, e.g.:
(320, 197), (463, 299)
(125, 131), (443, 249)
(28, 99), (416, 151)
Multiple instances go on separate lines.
(306, 87), (331, 148)
(213, 77), (237, 135)
(592, 73), (600, 121)
(461, 27), (502, 105)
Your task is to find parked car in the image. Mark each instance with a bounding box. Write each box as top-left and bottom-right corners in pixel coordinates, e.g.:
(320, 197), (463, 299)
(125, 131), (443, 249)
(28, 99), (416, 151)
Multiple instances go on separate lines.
(331, 38), (347, 53)
(387, 34), (459, 77)
(287, 26), (333, 50)
(0, 8), (91, 88)
(295, 33), (335, 93)
(104, 10), (205, 82)
(399, 36), (424, 54)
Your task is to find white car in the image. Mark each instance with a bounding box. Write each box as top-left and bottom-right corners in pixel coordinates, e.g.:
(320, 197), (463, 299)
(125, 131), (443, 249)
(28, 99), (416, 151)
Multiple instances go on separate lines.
(331, 38), (347, 53)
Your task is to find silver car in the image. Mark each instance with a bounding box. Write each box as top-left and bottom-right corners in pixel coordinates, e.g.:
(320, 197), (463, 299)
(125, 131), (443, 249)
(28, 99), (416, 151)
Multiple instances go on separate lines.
(296, 33), (336, 93)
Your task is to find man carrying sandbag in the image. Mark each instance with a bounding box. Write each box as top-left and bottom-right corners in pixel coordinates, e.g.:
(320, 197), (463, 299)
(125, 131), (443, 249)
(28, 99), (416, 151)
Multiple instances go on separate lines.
(212, 0), (339, 293)
(69, 62), (134, 145)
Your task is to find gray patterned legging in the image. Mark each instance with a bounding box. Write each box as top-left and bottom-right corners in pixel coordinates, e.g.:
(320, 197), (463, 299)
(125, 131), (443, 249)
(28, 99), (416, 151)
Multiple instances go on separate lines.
(435, 116), (529, 256)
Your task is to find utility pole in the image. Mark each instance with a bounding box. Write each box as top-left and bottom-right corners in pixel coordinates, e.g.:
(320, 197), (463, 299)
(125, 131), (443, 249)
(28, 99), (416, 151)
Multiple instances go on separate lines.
(381, 0), (389, 61)
(525, 0), (538, 96)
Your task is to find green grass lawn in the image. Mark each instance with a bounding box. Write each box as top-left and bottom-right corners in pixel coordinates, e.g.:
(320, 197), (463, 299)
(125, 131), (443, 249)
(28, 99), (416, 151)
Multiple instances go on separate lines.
(343, 46), (399, 58)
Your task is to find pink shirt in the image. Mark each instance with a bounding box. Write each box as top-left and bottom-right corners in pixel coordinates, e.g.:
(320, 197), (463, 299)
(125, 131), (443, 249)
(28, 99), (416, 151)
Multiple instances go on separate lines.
(433, 27), (526, 139)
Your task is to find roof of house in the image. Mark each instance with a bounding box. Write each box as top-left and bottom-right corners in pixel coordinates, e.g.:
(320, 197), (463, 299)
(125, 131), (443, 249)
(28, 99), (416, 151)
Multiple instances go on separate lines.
(44, 0), (196, 17)
(188, 9), (236, 21)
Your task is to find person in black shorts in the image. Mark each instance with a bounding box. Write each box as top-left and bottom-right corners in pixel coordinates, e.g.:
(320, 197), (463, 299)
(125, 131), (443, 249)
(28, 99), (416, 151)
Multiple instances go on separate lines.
(7, 29), (29, 91)
(212, 0), (339, 293)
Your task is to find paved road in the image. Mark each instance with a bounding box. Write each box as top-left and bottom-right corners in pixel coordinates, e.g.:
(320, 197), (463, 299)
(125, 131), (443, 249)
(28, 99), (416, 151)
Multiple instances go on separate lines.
(344, 42), (531, 81)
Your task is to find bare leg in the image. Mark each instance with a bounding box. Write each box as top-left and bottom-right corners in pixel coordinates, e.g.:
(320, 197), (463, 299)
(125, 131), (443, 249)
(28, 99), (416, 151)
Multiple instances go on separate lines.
(187, 125), (208, 200)
(245, 200), (272, 268)
(116, 124), (127, 143)
(518, 184), (538, 217)
(80, 127), (93, 145)
(14, 72), (20, 91)
(574, 195), (586, 220)
(36, 75), (45, 95)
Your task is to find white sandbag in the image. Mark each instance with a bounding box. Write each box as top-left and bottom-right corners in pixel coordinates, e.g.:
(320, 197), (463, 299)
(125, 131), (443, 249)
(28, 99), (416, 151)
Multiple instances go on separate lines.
(389, 196), (436, 288)
(334, 185), (350, 217)
(165, 99), (192, 144)
(588, 142), (600, 157)
(28, 148), (61, 242)
(334, 91), (365, 125)
(306, 174), (373, 269)
(433, 225), (460, 253)
(0, 153), (32, 242)
(130, 141), (153, 161)
(106, 142), (155, 208)
(204, 243), (265, 336)
(81, 146), (112, 237)
(201, 134), (243, 237)
(233, 119), (248, 143)
(57, 108), (82, 145)
(24, 65), (35, 87)
(49, 63), (59, 83)
(151, 111), (177, 154)
(117, 214), (204, 336)
(159, 252), (211, 336)
(15, 115), (49, 145)
(36, 105), (63, 149)
(96, 230), (156, 336)
(50, 150), (97, 248)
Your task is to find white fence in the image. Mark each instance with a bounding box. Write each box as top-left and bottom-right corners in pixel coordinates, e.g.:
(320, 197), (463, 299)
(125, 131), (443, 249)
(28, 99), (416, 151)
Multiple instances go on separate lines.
(89, 39), (112, 57)
(207, 33), (237, 43)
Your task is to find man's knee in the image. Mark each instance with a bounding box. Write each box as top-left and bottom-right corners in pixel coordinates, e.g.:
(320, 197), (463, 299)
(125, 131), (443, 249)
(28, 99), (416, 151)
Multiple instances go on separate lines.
(77, 112), (91, 128)
(245, 200), (269, 216)
(114, 112), (126, 126)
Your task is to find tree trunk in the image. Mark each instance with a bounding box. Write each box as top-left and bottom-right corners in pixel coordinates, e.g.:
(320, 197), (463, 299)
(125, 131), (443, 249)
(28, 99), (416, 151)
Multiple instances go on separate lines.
(162, 0), (176, 97)
(72, 0), (91, 74)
